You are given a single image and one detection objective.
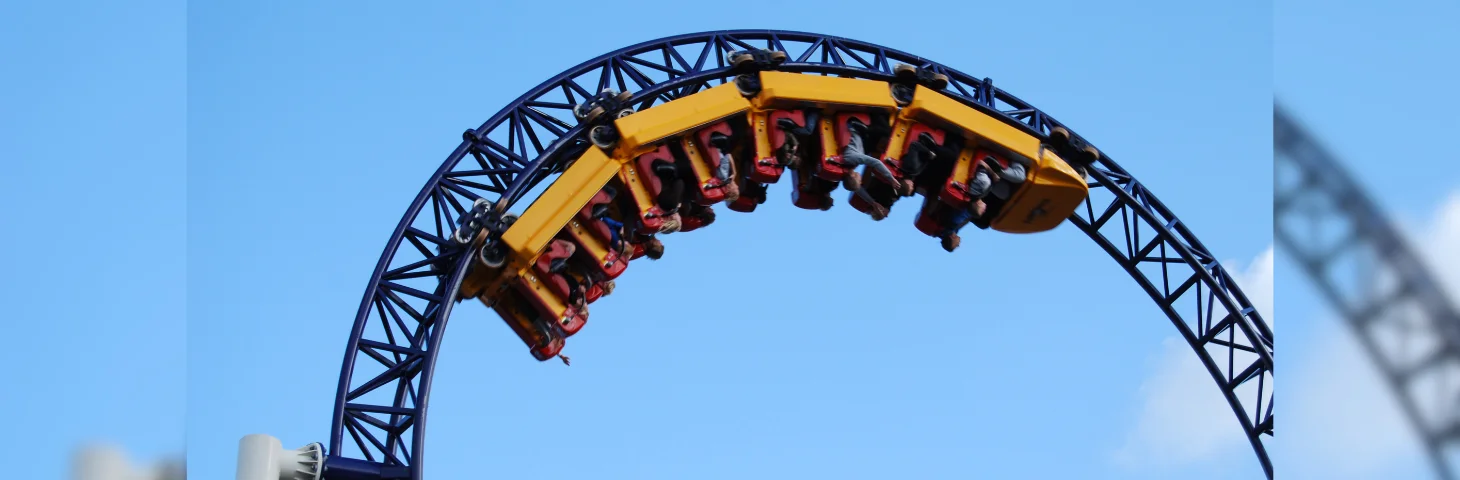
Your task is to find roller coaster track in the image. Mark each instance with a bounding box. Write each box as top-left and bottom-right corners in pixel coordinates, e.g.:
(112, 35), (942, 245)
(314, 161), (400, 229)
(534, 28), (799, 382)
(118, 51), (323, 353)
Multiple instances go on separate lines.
(1275, 104), (1460, 479)
(318, 31), (1275, 479)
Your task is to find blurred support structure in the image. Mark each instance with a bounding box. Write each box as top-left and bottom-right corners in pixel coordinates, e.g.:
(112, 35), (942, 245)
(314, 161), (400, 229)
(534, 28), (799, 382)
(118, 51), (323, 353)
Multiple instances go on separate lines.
(1275, 104), (1460, 479)
(72, 444), (184, 480)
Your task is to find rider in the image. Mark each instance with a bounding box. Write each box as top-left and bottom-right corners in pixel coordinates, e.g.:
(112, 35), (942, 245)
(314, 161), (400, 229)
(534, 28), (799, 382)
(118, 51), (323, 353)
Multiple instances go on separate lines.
(544, 239), (590, 312)
(896, 132), (941, 196)
(641, 235), (665, 259)
(938, 155), (1027, 252)
(773, 109), (821, 170)
(680, 200), (716, 230)
(705, 131), (741, 203)
(650, 158), (688, 233)
(593, 203), (638, 259)
(841, 114), (900, 220)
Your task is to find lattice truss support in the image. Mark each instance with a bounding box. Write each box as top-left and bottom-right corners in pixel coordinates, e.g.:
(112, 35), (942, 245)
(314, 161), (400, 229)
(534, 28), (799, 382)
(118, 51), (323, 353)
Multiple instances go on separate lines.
(318, 31), (1276, 480)
(1070, 165), (1275, 457)
(1275, 105), (1460, 480)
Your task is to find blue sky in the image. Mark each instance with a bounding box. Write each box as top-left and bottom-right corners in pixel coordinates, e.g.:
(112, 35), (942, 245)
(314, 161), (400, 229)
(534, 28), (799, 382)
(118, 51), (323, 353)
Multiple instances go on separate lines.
(1275, 1), (1460, 479)
(0, 0), (186, 477)
(184, 2), (1272, 479)
(4, 0), (1277, 479)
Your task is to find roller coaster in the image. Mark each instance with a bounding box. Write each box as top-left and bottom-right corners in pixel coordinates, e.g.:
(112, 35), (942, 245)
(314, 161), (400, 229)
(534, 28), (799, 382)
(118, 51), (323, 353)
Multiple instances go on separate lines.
(237, 31), (1276, 480)
(465, 65), (1093, 361)
(1276, 105), (1460, 479)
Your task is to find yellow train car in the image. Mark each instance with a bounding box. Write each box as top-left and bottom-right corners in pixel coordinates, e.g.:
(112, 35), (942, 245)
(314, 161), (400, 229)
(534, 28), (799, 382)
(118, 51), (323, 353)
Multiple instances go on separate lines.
(608, 82), (755, 229)
(474, 67), (1099, 363)
(489, 287), (565, 361)
(750, 71), (901, 184)
(897, 85), (1087, 234)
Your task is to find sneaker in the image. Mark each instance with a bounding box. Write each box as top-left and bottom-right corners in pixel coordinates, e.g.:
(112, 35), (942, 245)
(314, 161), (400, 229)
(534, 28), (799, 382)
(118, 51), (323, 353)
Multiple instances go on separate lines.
(776, 117), (800, 131)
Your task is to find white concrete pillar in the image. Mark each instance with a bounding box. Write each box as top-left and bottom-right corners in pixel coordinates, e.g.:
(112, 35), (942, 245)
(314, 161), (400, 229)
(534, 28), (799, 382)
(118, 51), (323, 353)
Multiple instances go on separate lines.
(235, 434), (323, 480)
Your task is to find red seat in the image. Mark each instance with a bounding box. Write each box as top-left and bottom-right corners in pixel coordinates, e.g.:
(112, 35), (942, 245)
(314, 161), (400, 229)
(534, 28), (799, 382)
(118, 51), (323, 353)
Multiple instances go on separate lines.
(727, 181), (766, 213)
(585, 283), (604, 304)
(687, 122), (735, 204)
(848, 189), (876, 214)
(817, 112), (870, 182)
(622, 146), (674, 232)
(679, 212), (711, 232)
(849, 121), (946, 216)
(511, 276), (588, 338)
(939, 148), (1011, 209)
(534, 239), (580, 306)
(578, 190), (617, 243)
(790, 159), (833, 211)
(847, 173), (902, 216)
(727, 194), (759, 212)
(627, 230), (657, 260)
(749, 110), (805, 184)
(913, 196), (951, 238)
(869, 122), (946, 189)
(519, 239), (588, 336)
(636, 145), (672, 201)
(565, 190), (628, 280)
(491, 290), (566, 361)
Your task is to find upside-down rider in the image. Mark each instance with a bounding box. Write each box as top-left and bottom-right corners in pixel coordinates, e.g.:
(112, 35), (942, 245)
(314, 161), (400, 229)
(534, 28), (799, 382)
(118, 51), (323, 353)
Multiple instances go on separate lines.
(542, 239), (592, 313)
(840, 115), (901, 220)
(649, 158), (690, 233)
(773, 109), (821, 170)
(594, 197), (666, 260)
(591, 186), (639, 259)
(896, 132), (943, 195)
(597, 174), (669, 259)
(680, 200), (716, 229)
(705, 131), (741, 203)
(938, 155), (1027, 252)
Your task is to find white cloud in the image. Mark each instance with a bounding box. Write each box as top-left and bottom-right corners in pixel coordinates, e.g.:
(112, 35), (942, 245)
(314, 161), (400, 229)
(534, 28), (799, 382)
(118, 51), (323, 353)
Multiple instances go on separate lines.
(1420, 192), (1460, 296)
(1113, 189), (1460, 477)
(1281, 325), (1423, 479)
(1112, 246), (1273, 470)
(1234, 247), (1275, 323)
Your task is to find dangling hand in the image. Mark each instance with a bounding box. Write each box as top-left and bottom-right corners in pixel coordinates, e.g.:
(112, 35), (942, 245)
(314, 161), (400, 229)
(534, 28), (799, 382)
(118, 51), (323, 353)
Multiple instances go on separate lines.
(558, 354), (571, 366)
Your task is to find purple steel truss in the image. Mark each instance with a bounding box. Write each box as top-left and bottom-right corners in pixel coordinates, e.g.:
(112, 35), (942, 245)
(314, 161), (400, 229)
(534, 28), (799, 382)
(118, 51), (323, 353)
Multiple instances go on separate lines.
(320, 31), (1275, 479)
